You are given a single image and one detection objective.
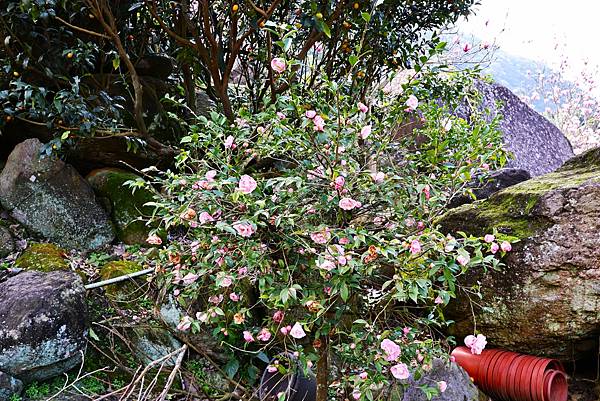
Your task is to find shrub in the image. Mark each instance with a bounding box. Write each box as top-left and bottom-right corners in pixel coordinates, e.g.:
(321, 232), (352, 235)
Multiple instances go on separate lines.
(138, 57), (512, 398)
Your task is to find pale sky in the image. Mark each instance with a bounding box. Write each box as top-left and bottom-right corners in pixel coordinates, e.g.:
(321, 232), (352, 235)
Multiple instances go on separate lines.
(460, 0), (600, 76)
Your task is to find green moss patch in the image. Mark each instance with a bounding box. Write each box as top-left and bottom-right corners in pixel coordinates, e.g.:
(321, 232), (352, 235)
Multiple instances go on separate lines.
(15, 243), (69, 272)
(100, 260), (145, 301)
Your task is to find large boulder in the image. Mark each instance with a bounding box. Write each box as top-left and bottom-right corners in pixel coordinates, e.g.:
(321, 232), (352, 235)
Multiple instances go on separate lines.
(0, 139), (115, 250)
(87, 168), (154, 245)
(437, 147), (600, 359)
(0, 270), (88, 383)
(462, 81), (574, 177)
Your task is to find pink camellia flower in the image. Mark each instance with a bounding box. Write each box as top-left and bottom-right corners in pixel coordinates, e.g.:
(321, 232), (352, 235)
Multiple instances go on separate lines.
(205, 170), (217, 182)
(423, 185), (431, 200)
(238, 174), (257, 194)
(360, 125), (372, 139)
(267, 365), (278, 373)
(438, 381), (447, 393)
(318, 259), (336, 271)
(305, 110), (317, 119)
(481, 163), (490, 170)
(280, 325), (292, 335)
(334, 176), (345, 190)
(339, 197), (361, 210)
(403, 327), (410, 335)
(229, 292), (239, 302)
(464, 334), (487, 355)
(233, 222), (255, 237)
(146, 234), (162, 245)
(501, 241), (512, 252)
(289, 322), (306, 339)
(270, 57), (286, 73)
(243, 331), (255, 343)
(490, 242), (500, 254)
(456, 254), (470, 266)
(352, 389), (361, 400)
(257, 328), (272, 342)
(380, 339), (401, 361)
(313, 115), (325, 131)
(434, 296), (443, 305)
(199, 212), (214, 224)
(359, 372), (368, 380)
(224, 135), (236, 149)
(177, 316), (192, 331)
(405, 95), (419, 111)
(358, 102), (368, 113)
(182, 272), (200, 285)
(410, 239), (421, 254)
(484, 234), (495, 243)
(277, 112), (286, 119)
(390, 363), (410, 380)
(219, 276), (233, 287)
(310, 228), (331, 244)
(450, 355), (456, 363)
(339, 237), (350, 245)
(370, 172), (385, 183)
(273, 310), (285, 323)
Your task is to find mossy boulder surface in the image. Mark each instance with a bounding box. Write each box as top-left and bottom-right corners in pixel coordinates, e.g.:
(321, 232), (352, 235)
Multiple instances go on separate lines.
(87, 168), (155, 245)
(100, 260), (144, 301)
(0, 270), (88, 383)
(0, 139), (115, 250)
(15, 243), (69, 272)
(437, 147), (600, 360)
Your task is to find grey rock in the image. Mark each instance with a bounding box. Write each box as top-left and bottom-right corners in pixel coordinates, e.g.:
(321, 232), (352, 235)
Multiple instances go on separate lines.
(0, 139), (115, 250)
(195, 90), (215, 117)
(0, 226), (13, 258)
(0, 270), (88, 383)
(402, 359), (478, 401)
(130, 326), (182, 366)
(437, 147), (600, 359)
(0, 371), (23, 401)
(460, 81), (574, 176)
(449, 168), (531, 208)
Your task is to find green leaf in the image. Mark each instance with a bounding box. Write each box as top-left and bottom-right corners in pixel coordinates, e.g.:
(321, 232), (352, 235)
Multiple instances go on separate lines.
(60, 131), (70, 140)
(89, 328), (100, 342)
(349, 55), (359, 67)
(224, 359), (240, 378)
(257, 352), (270, 363)
(361, 12), (371, 23)
(112, 57), (120, 70)
(340, 282), (349, 302)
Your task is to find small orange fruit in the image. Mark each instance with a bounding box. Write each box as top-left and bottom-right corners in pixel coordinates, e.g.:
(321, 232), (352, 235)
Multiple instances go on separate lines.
(66, 52), (74, 59)
(5, 116), (13, 123)
(13, 71), (19, 77)
(232, 4), (239, 12)
(343, 21), (351, 29)
(259, 20), (265, 28)
(353, 2), (359, 9)
(316, 12), (323, 19)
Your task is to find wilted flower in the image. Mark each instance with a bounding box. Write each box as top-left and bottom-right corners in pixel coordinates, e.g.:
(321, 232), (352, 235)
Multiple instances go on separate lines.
(360, 125), (372, 139)
(257, 328), (272, 342)
(501, 241), (512, 252)
(177, 316), (192, 331)
(146, 234), (162, 245)
(464, 334), (487, 355)
(358, 102), (368, 113)
(243, 331), (255, 343)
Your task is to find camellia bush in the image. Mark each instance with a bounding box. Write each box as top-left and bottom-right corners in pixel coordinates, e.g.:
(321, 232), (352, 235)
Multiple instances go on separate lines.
(134, 46), (514, 399)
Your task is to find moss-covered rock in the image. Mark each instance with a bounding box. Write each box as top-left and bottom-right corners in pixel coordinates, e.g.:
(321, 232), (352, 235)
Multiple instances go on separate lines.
(437, 147), (600, 360)
(100, 260), (145, 302)
(15, 243), (69, 272)
(87, 168), (155, 245)
(0, 139), (115, 250)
